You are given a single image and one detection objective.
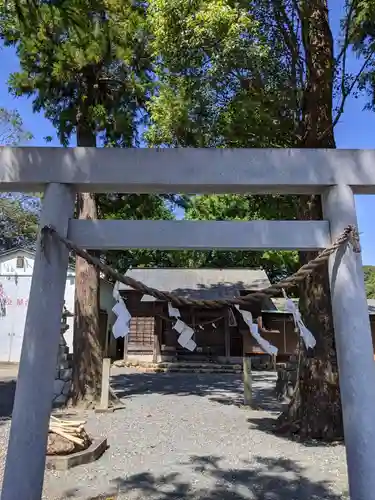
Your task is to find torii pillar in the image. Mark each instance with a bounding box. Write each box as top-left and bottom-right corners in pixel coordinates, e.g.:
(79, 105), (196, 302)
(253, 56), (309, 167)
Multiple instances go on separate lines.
(323, 184), (375, 500)
(1, 183), (75, 500)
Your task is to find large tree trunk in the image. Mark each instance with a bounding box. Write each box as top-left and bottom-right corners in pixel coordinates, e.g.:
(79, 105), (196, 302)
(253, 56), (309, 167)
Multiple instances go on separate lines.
(277, 197), (343, 440)
(277, 0), (344, 440)
(71, 126), (102, 407)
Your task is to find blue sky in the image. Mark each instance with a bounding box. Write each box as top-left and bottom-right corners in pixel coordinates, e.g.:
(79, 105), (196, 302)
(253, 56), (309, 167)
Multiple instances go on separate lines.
(0, 1), (374, 265)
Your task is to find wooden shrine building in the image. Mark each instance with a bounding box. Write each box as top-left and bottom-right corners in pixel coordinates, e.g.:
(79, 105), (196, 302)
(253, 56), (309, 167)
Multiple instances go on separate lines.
(113, 268), (298, 363)
(112, 269), (375, 364)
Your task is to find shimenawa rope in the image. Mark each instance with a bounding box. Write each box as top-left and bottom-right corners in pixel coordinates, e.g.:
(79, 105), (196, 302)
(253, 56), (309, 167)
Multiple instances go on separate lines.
(40, 224), (359, 310)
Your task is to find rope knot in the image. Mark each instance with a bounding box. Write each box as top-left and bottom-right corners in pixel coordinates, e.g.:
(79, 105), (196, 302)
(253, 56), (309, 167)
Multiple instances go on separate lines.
(40, 225), (56, 260)
(347, 225), (361, 254)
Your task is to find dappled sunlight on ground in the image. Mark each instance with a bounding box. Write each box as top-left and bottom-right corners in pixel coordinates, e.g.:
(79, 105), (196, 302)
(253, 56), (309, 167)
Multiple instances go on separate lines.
(0, 367), (348, 499)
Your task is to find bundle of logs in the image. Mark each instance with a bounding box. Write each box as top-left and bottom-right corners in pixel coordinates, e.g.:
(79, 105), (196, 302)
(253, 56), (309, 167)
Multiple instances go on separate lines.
(47, 416), (92, 456)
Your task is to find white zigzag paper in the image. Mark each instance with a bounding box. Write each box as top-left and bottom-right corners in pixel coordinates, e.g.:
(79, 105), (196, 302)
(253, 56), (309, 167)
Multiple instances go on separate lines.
(112, 282), (131, 339)
(169, 303), (196, 352)
(168, 302), (181, 318)
(235, 306), (278, 356)
(282, 289), (316, 350)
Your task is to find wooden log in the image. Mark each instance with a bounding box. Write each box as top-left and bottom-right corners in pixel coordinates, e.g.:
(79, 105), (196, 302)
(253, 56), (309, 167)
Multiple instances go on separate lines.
(50, 428), (85, 447)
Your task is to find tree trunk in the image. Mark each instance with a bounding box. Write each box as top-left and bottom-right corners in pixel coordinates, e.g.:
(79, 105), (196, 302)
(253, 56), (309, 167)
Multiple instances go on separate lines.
(71, 126), (102, 407)
(277, 0), (344, 440)
(277, 196), (343, 440)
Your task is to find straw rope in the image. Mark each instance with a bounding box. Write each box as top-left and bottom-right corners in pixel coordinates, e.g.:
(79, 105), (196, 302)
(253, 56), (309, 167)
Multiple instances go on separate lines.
(41, 224), (359, 309)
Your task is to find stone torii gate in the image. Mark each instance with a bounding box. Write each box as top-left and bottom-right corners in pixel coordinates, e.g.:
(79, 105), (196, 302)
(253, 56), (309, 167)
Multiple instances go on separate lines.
(0, 147), (375, 500)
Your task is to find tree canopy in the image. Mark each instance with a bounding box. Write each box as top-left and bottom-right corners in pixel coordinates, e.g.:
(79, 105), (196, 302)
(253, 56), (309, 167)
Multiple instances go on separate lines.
(179, 194), (299, 282)
(0, 106), (36, 251)
(146, 0), (296, 148)
(364, 265), (375, 299)
(0, 106), (33, 145)
(1, 0), (151, 147)
(0, 196), (38, 252)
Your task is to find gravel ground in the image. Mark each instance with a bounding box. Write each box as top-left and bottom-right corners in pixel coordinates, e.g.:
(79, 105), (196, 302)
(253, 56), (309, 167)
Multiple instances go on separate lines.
(0, 368), (349, 500)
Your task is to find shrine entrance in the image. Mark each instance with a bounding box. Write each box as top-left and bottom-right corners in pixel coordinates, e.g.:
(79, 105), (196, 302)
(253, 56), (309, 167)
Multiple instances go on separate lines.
(1, 147), (375, 500)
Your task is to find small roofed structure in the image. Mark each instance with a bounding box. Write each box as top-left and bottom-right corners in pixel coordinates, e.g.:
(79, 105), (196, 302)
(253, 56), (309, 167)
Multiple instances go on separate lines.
(111, 269), (375, 364)
(113, 268), (282, 364)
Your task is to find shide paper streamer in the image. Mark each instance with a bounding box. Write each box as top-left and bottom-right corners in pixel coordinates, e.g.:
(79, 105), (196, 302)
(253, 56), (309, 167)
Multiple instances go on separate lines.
(282, 289), (316, 350)
(112, 281), (132, 339)
(235, 306), (278, 356)
(168, 302), (197, 352)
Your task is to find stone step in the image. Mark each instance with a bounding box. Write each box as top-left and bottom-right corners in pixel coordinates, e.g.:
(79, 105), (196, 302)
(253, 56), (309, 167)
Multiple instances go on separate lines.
(138, 367), (242, 374)
(157, 362), (242, 370)
(113, 359), (276, 373)
(163, 367), (242, 374)
(113, 360), (243, 373)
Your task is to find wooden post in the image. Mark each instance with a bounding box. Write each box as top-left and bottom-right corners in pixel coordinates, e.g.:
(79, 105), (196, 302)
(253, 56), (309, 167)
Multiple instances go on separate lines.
(1, 183), (75, 500)
(192, 309), (196, 345)
(95, 357), (116, 413)
(272, 354), (277, 371)
(104, 324), (110, 358)
(243, 356), (252, 406)
(123, 335), (129, 363)
(99, 357), (111, 410)
(224, 310), (230, 362)
(323, 184), (375, 500)
(153, 317), (161, 363)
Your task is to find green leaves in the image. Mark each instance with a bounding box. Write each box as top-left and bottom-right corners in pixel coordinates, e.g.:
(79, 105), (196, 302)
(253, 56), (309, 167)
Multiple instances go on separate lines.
(146, 0), (296, 149)
(1, 0), (151, 146)
(0, 196), (38, 251)
(99, 193), (176, 274)
(144, 0), (301, 280)
(364, 265), (375, 299)
(348, 0), (375, 111)
(0, 107), (33, 145)
(179, 194), (299, 282)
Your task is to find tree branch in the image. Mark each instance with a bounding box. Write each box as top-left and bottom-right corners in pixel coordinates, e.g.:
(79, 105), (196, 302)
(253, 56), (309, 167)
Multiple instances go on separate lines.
(335, 0), (360, 66)
(320, 52), (373, 141)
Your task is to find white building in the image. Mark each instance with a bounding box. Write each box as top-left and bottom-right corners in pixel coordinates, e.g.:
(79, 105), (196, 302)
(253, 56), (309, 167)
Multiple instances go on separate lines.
(0, 248), (115, 363)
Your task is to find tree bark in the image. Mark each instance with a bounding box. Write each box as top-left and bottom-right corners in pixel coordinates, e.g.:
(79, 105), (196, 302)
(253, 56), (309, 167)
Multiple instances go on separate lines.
(71, 126), (102, 407)
(277, 0), (344, 440)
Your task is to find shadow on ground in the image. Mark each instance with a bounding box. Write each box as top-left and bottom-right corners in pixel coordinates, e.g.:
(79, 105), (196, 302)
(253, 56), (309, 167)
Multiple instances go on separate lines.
(110, 371), (343, 448)
(59, 455), (348, 500)
(110, 371), (280, 412)
(0, 379), (16, 423)
(0, 370), (279, 422)
(246, 414), (344, 448)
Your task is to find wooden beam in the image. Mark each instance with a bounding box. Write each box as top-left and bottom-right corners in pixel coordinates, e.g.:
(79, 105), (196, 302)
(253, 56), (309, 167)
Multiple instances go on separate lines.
(67, 220), (330, 251)
(1, 147), (375, 194)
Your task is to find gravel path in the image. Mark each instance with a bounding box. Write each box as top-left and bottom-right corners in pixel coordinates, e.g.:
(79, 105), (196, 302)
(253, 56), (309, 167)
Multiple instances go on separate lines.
(0, 368), (349, 500)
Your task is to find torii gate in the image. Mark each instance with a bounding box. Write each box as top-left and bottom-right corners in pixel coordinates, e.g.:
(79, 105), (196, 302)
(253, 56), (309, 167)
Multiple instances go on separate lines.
(0, 147), (375, 500)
